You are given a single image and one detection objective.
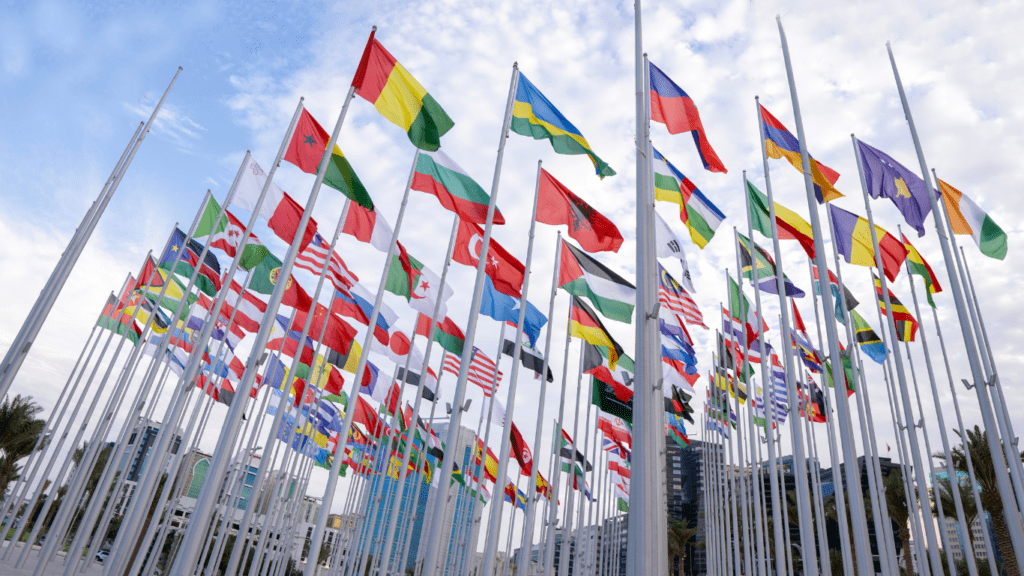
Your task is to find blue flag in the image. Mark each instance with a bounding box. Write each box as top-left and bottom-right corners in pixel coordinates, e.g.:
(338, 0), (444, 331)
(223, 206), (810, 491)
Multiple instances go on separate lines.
(857, 139), (932, 237)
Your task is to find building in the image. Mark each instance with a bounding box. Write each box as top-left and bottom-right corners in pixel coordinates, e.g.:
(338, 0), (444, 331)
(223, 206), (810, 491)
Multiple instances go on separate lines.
(932, 467), (996, 564)
(112, 418), (183, 514)
(428, 419), (486, 576)
(353, 461), (432, 573)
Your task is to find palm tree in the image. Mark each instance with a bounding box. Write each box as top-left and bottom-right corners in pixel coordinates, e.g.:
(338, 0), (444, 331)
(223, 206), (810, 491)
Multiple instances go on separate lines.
(935, 425), (1023, 576)
(667, 519), (698, 575)
(0, 395), (46, 496)
(882, 469), (914, 576)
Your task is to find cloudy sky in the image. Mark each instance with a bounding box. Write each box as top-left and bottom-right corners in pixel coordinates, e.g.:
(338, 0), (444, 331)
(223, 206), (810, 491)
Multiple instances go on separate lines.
(2, 0), (1022, 552)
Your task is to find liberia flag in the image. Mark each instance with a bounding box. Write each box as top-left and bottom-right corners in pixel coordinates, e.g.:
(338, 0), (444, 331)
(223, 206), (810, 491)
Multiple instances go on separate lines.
(294, 232), (358, 292)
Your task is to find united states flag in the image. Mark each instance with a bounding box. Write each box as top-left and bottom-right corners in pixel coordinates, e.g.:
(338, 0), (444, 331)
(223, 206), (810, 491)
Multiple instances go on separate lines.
(658, 264), (707, 329)
(295, 232), (358, 292)
(443, 348), (503, 396)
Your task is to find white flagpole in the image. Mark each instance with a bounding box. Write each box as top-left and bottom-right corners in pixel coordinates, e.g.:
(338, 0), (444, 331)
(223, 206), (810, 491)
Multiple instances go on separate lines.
(557, 350), (587, 576)
(730, 233), (757, 576)
(571, 381), (595, 576)
(420, 62), (520, 576)
(543, 308), (575, 576)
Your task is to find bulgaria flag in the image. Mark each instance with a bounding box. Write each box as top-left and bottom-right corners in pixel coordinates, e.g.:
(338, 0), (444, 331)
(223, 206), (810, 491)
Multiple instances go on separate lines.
(230, 156), (318, 253)
(284, 108), (374, 209)
(560, 240), (635, 323)
(652, 147), (725, 249)
(412, 150), (504, 225)
(385, 249), (453, 318)
(938, 179), (1007, 260)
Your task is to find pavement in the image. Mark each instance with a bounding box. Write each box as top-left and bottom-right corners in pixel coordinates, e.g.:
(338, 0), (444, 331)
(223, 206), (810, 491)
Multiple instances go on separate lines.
(0, 542), (107, 576)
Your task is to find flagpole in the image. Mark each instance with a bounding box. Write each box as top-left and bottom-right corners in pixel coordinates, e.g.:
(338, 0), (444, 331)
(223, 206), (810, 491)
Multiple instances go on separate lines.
(0, 69), (181, 402)
(557, 348), (587, 576)
(571, 376), (596, 576)
(722, 289), (742, 576)
(729, 234), (757, 576)
(543, 306), (575, 576)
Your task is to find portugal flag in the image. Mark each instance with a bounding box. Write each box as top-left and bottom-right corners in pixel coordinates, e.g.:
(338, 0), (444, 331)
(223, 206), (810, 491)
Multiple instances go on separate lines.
(569, 296), (624, 370)
(537, 169), (623, 253)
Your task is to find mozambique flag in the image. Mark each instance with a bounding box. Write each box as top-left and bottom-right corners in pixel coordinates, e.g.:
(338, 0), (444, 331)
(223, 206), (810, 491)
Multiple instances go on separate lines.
(352, 31), (453, 151)
(851, 309), (886, 363)
(652, 147), (725, 248)
(746, 180), (816, 259)
(828, 204), (908, 283)
(511, 72), (615, 179)
(872, 273), (918, 342)
(901, 233), (942, 308)
(759, 104), (842, 203)
(284, 108), (374, 209)
(569, 296), (624, 370)
(559, 240), (635, 323)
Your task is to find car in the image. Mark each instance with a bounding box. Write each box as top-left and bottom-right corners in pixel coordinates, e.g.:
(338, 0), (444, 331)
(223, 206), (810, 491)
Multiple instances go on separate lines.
(95, 550), (110, 562)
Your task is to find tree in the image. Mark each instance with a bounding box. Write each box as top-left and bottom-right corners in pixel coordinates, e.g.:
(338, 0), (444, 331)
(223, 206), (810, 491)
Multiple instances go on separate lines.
(935, 425), (1024, 576)
(667, 519), (698, 575)
(0, 395), (46, 496)
(882, 469), (914, 576)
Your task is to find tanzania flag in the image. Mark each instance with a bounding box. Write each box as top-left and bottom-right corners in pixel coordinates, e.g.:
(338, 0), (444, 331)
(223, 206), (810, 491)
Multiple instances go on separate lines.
(648, 62), (727, 173)
(851, 309), (886, 364)
(284, 108), (374, 209)
(537, 169), (623, 253)
(412, 149), (503, 224)
(747, 180), (816, 259)
(938, 178), (1007, 260)
(652, 148), (725, 248)
(559, 240), (635, 323)
(828, 204), (908, 283)
(872, 273), (918, 342)
(351, 31), (453, 151)
(570, 296), (624, 370)
(759, 104), (842, 203)
(511, 72), (615, 179)
(901, 234), (942, 307)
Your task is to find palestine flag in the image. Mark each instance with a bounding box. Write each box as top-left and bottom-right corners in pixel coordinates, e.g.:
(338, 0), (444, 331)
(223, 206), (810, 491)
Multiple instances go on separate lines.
(559, 240), (635, 323)
(537, 169), (622, 253)
(412, 150), (503, 224)
(592, 377), (632, 425)
(569, 296), (624, 370)
(901, 233), (942, 307)
(285, 108), (374, 209)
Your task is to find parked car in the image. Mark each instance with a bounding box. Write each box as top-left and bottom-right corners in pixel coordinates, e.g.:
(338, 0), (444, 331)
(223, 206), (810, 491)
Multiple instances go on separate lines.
(95, 550), (110, 563)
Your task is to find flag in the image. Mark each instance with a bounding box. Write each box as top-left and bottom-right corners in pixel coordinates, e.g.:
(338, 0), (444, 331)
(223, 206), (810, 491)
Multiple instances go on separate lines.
(651, 147), (724, 248)
(758, 104), (842, 203)
(828, 204), (908, 283)
(737, 233), (805, 297)
(443, 348), (503, 396)
(559, 240), (635, 323)
(159, 228), (222, 296)
(294, 232), (359, 293)
(791, 302), (822, 372)
(229, 160), (318, 254)
(901, 234), (942, 308)
(812, 265), (858, 324)
(416, 314), (464, 356)
(938, 178), (1007, 260)
(342, 203), (393, 252)
(385, 331), (424, 371)
(97, 295), (142, 344)
(331, 283), (398, 346)
(289, 303), (358, 356)
(507, 300), (548, 349)
(453, 219), (524, 297)
(558, 430), (593, 472)
(502, 339), (553, 382)
(247, 252), (314, 311)
(592, 377), (633, 425)
(384, 249), (453, 317)
(872, 273), (919, 342)
(194, 198), (271, 269)
(648, 63), (727, 175)
(857, 139), (932, 237)
(654, 211), (695, 292)
(412, 149), (503, 224)
(509, 421), (534, 475)
(598, 414), (632, 448)
(511, 72), (614, 178)
(569, 296), (624, 370)
(824, 352), (857, 396)
(728, 277), (768, 345)
(298, 354), (346, 396)
(582, 343), (631, 393)
(351, 30), (454, 151)
(284, 108), (374, 208)
(851, 309), (887, 364)
(746, 180), (815, 259)
(537, 169), (622, 253)
(657, 263), (707, 329)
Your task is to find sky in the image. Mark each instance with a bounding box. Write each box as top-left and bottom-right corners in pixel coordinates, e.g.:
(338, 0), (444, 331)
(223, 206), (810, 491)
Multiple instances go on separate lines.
(2, 0), (1023, 553)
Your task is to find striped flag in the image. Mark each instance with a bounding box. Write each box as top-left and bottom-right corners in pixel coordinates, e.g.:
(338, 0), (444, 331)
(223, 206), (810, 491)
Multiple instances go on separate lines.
(294, 232), (359, 292)
(652, 147), (725, 248)
(443, 348), (503, 396)
(657, 263), (706, 329)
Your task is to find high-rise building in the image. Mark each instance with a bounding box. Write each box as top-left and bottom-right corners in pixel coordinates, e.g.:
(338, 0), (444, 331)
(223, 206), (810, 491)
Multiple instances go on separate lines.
(427, 419), (485, 576)
(932, 467), (997, 564)
(355, 465), (432, 573)
(112, 418), (183, 514)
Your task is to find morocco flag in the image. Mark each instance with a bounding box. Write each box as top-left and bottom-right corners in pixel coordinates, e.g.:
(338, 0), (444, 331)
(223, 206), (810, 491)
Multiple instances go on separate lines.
(453, 220), (524, 297)
(412, 150), (504, 224)
(537, 168), (622, 253)
(284, 108), (374, 209)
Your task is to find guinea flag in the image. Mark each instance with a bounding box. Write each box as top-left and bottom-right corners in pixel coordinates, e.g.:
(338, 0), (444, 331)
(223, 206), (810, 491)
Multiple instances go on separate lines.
(352, 30), (454, 152)
(412, 150), (504, 224)
(559, 240), (635, 323)
(901, 233), (942, 307)
(569, 296), (624, 369)
(285, 108), (374, 209)
(538, 169), (623, 253)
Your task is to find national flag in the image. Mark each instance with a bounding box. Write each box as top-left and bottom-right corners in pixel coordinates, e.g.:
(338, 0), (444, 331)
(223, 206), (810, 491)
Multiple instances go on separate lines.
(159, 228), (222, 296)
(728, 277), (768, 345)
(569, 296), (624, 370)
(812, 265), (858, 324)
(506, 299), (548, 349)
(443, 348), (503, 396)
(194, 198), (271, 269)
(856, 139), (932, 237)
(828, 204), (908, 283)
(791, 302), (822, 372)
(758, 104), (842, 203)
(648, 62), (727, 173)
(296, 353), (346, 396)
(737, 233), (805, 297)
(582, 343), (631, 394)
(353, 394), (384, 437)
(654, 211), (695, 292)
(824, 352), (857, 396)
(598, 414), (632, 448)
(657, 263), (707, 329)
(501, 339), (554, 382)
(453, 219), (523, 297)
(289, 303), (358, 356)
(342, 203), (393, 252)
(416, 314), (465, 356)
(746, 180), (815, 259)
(229, 157), (318, 253)
(412, 149), (504, 224)
(331, 283), (398, 346)
(938, 178), (1007, 260)
(385, 249), (453, 317)
(872, 273), (919, 342)
(504, 483), (528, 511)
(246, 251), (314, 311)
(97, 295), (142, 344)
(511, 72), (615, 179)
(558, 430), (592, 472)
(850, 309), (887, 364)
(352, 30), (454, 151)
(284, 108), (374, 208)
(294, 232), (359, 293)
(396, 366), (439, 402)
(385, 331), (424, 371)
(537, 169), (622, 253)
(592, 376), (633, 425)
(509, 421), (534, 475)
(324, 339), (363, 376)
(901, 234), (942, 308)
(559, 240), (635, 323)
(652, 147), (725, 248)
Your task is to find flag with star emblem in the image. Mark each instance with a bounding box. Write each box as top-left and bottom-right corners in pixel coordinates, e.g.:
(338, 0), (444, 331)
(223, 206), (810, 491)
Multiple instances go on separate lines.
(856, 139), (932, 237)
(452, 219), (524, 297)
(158, 227), (222, 296)
(384, 248), (453, 317)
(537, 168), (623, 253)
(284, 107), (374, 209)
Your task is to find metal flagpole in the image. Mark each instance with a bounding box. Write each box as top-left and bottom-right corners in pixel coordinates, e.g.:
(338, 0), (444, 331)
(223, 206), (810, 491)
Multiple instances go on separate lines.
(775, 19), (876, 576)
(543, 309), (575, 576)
(852, 134), (945, 576)
(886, 44), (1024, 568)
(729, 236), (756, 576)
(0, 67), (181, 401)
(558, 349), (587, 576)
(571, 379), (595, 576)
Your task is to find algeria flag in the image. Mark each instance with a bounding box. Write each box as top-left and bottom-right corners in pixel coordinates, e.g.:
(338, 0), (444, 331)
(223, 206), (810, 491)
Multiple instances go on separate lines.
(938, 179), (1007, 260)
(385, 250), (453, 318)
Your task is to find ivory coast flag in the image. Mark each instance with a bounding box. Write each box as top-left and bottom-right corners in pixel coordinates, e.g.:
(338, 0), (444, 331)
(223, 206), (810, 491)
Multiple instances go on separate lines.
(938, 179), (1007, 260)
(352, 30), (454, 152)
(569, 295), (624, 370)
